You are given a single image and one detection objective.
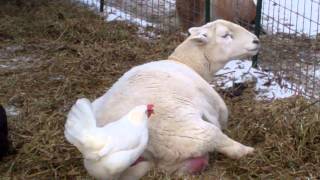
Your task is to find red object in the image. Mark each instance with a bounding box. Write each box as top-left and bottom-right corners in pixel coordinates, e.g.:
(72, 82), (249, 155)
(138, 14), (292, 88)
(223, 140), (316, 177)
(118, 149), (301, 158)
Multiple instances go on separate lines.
(147, 104), (154, 118)
(131, 156), (145, 166)
(184, 156), (209, 174)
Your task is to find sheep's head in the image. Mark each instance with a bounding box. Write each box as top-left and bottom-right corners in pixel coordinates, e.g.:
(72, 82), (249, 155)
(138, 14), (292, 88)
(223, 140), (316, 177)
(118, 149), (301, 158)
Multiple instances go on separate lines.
(188, 19), (260, 66)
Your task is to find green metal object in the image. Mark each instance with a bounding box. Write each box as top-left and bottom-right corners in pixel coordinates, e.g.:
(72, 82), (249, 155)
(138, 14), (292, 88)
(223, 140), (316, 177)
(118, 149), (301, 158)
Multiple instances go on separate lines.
(205, 0), (211, 23)
(100, 0), (104, 12)
(252, 0), (263, 68)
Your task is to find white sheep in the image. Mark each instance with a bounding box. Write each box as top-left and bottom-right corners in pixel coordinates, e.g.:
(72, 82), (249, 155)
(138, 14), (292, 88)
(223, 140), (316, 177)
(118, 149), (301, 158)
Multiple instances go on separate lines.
(90, 20), (260, 178)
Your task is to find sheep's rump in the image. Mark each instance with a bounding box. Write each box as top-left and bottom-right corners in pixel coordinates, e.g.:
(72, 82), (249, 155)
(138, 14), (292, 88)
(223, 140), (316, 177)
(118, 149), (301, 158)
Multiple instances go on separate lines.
(92, 60), (224, 162)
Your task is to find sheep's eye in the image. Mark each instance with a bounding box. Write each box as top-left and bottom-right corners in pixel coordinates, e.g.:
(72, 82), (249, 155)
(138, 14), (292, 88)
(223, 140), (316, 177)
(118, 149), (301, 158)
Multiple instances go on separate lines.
(222, 33), (232, 39)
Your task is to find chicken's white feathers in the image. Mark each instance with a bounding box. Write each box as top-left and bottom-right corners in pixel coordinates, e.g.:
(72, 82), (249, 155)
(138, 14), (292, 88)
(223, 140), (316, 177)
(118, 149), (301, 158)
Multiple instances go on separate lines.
(65, 98), (109, 160)
(64, 98), (151, 179)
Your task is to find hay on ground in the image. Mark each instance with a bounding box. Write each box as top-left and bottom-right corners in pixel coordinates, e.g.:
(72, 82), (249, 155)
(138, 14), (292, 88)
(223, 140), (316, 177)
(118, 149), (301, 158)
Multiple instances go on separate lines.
(0, 0), (319, 179)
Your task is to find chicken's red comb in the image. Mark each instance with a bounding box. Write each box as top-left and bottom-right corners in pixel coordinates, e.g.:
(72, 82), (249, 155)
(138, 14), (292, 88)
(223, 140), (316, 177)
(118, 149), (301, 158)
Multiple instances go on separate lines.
(147, 104), (154, 111)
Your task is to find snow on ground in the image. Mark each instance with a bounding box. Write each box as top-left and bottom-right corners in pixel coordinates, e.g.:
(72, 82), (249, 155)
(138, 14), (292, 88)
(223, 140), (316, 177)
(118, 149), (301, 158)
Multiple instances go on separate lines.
(106, 6), (162, 39)
(75, 0), (100, 11)
(0, 45), (35, 70)
(261, 0), (320, 36)
(5, 105), (20, 116)
(75, 0), (155, 26)
(76, 0), (159, 38)
(213, 60), (299, 100)
(106, 6), (155, 27)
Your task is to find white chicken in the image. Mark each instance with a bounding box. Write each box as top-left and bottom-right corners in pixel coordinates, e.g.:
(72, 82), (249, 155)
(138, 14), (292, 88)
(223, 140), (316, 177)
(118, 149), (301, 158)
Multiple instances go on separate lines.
(64, 98), (154, 180)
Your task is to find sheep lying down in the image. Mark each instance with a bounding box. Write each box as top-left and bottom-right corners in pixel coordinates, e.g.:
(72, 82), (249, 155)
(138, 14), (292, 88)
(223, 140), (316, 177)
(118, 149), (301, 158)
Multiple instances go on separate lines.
(72, 19), (260, 179)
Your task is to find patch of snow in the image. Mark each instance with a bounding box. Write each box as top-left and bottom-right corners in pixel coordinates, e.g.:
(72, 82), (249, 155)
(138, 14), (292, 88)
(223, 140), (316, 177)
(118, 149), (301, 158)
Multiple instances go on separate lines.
(76, 0), (100, 11)
(5, 45), (24, 53)
(106, 6), (155, 28)
(302, 64), (320, 79)
(11, 56), (32, 62)
(107, 0), (176, 19)
(137, 27), (160, 40)
(5, 105), (20, 116)
(49, 75), (65, 81)
(76, 0), (159, 38)
(0, 64), (9, 68)
(316, 69), (320, 78)
(0, 56), (35, 70)
(213, 60), (298, 100)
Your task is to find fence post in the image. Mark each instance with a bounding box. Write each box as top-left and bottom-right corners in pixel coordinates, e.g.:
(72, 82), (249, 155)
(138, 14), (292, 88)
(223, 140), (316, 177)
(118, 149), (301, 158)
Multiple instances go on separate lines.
(252, 0), (263, 68)
(100, 0), (104, 12)
(205, 0), (211, 23)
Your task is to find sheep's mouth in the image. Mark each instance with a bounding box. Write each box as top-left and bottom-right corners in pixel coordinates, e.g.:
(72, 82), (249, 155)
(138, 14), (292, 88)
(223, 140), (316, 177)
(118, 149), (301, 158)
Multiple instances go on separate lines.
(247, 47), (259, 52)
(246, 47), (260, 56)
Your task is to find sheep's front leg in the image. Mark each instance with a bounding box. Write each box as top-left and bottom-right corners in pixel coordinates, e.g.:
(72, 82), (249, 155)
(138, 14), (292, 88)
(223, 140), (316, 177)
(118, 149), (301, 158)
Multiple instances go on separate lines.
(119, 161), (154, 180)
(217, 138), (254, 159)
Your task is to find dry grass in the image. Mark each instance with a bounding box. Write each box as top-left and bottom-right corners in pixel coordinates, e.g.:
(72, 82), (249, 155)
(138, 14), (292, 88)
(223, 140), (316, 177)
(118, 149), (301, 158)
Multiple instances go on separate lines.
(214, 87), (320, 179)
(0, 0), (319, 179)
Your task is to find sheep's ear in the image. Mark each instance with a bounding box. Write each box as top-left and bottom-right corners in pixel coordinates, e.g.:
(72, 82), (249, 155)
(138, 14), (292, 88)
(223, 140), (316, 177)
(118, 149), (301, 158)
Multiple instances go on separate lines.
(188, 27), (209, 44)
(188, 27), (201, 35)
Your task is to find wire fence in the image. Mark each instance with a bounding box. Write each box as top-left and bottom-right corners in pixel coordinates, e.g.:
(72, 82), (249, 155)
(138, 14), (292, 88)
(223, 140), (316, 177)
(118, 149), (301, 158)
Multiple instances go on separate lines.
(102, 0), (257, 32)
(105, 0), (178, 33)
(257, 0), (320, 99)
(76, 0), (320, 100)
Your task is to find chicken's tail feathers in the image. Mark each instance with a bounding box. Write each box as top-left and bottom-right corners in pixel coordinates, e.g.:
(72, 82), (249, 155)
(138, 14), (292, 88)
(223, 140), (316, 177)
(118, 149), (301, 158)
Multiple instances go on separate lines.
(67, 98), (96, 128)
(64, 98), (98, 151)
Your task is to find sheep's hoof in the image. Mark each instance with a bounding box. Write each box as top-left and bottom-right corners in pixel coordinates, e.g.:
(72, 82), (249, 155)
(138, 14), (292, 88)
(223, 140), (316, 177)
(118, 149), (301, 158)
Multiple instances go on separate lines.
(221, 143), (254, 159)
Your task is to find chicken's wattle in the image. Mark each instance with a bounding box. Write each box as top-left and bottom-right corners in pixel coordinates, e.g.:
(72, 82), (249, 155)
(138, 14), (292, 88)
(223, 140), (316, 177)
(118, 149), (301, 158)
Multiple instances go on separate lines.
(147, 104), (154, 118)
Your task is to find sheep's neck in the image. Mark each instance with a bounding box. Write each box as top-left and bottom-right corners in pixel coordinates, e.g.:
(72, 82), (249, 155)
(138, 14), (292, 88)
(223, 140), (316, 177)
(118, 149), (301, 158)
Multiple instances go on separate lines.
(168, 43), (226, 82)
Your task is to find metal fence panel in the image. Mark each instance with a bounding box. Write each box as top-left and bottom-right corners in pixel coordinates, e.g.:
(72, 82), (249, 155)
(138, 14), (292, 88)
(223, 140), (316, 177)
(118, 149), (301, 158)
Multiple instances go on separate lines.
(77, 0), (320, 100)
(257, 0), (320, 99)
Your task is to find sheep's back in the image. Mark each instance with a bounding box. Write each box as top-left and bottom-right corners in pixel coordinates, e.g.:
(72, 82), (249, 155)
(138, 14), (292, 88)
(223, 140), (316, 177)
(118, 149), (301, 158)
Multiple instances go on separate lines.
(93, 60), (210, 123)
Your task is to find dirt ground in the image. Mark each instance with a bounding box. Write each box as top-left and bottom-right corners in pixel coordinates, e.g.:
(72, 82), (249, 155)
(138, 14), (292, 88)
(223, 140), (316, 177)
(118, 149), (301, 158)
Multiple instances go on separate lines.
(0, 0), (319, 179)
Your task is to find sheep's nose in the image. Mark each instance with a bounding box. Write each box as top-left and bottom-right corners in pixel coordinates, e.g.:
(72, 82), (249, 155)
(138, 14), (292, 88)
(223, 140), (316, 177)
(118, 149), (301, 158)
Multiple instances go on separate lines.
(253, 39), (260, 44)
